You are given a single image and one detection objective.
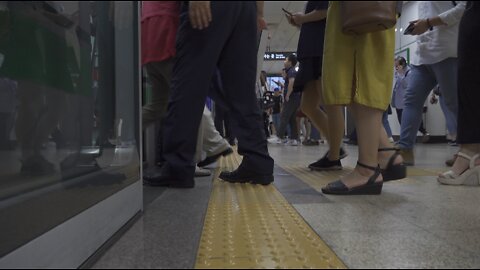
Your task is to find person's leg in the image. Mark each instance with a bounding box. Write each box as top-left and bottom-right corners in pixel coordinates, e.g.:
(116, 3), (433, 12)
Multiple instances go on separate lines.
(337, 103), (383, 188)
(201, 106), (230, 156)
(277, 98), (298, 140)
(272, 113), (280, 136)
(142, 60), (173, 129)
(440, 95), (458, 140)
(325, 105), (345, 160)
(159, 2), (241, 183)
(418, 119), (428, 134)
(288, 95), (301, 141)
(216, 2), (274, 177)
(433, 58), (459, 119)
(214, 105), (225, 138)
(300, 81), (329, 139)
(306, 118), (312, 140)
(442, 4), (480, 180)
(382, 110), (393, 138)
(396, 108), (403, 125)
(398, 65), (437, 151)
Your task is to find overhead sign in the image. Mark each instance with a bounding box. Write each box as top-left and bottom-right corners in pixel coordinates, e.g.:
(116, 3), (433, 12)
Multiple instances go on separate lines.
(264, 52), (296, 61)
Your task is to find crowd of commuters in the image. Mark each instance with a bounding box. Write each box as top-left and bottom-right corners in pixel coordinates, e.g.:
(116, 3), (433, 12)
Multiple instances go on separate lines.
(138, 0), (480, 193)
(0, 1), (478, 195)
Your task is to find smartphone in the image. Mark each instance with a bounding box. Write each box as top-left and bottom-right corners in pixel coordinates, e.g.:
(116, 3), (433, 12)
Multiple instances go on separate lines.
(282, 8), (293, 17)
(403, 23), (415, 35)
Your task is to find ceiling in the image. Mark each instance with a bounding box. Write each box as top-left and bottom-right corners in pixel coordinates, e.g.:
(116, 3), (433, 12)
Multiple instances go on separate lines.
(262, 1), (307, 75)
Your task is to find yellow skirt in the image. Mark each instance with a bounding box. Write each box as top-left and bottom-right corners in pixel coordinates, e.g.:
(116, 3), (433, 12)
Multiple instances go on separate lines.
(322, 2), (395, 111)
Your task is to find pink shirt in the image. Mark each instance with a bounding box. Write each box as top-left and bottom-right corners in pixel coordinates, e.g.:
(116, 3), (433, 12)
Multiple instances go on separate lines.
(141, 1), (180, 65)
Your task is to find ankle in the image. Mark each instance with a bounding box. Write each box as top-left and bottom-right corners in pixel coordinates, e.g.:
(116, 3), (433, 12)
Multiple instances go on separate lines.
(355, 165), (377, 178)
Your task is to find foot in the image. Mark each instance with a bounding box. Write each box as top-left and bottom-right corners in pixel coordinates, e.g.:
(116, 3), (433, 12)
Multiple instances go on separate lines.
(445, 154), (457, 167)
(143, 166), (195, 188)
(438, 152), (480, 186)
(198, 147), (233, 168)
(378, 149), (404, 170)
(195, 166), (211, 177)
(219, 167), (273, 185)
(308, 156), (342, 171)
(398, 148), (414, 166)
(421, 133), (430, 143)
(446, 152), (480, 177)
(340, 165), (383, 189)
(322, 162), (383, 195)
(286, 139), (299, 146)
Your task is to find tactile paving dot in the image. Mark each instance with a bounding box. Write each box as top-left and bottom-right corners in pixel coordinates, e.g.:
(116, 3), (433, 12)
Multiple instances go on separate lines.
(195, 151), (346, 269)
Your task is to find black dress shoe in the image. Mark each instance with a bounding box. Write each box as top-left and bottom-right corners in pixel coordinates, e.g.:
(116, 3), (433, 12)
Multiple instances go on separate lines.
(143, 173), (195, 188)
(219, 168), (273, 185)
(198, 148), (233, 167)
(322, 162), (383, 195)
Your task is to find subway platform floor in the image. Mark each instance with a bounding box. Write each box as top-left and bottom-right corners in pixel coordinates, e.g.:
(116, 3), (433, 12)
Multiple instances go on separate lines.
(92, 143), (480, 269)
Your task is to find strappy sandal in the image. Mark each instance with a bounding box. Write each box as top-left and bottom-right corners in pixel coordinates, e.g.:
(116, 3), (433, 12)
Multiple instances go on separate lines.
(321, 162), (383, 195)
(438, 152), (480, 186)
(379, 148), (407, 182)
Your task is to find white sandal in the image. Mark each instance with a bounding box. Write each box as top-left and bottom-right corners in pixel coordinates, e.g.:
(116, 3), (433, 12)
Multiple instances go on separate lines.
(438, 152), (480, 186)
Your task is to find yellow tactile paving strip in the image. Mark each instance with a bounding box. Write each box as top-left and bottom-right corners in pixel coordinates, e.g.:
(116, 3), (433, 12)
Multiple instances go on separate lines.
(195, 153), (346, 269)
(278, 165), (446, 192)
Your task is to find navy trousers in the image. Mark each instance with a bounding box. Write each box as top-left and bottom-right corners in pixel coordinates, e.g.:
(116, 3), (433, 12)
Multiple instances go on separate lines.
(162, 2), (274, 180)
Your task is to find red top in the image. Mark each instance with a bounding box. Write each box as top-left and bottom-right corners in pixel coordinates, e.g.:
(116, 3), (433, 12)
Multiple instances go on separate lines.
(141, 1), (180, 65)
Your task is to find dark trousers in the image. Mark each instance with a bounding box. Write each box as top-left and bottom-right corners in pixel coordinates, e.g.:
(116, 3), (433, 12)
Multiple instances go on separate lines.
(277, 94), (301, 140)
(396, 108), (427, 135)
(214, 105), (234, 141)
(162, 2), (274, 180)
(457, 2), (480, 144)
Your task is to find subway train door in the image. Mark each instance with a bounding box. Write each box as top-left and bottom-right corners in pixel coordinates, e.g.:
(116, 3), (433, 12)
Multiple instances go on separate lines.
(0, 1), (142, 268)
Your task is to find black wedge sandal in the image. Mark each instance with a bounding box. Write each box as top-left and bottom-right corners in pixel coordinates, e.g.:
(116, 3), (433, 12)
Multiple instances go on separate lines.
(321, 162), (383, 195)
(379, 148), (407, 181)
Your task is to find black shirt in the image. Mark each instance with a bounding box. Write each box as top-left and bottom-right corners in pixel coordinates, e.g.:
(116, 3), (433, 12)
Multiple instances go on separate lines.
(296, 1), (328, 59)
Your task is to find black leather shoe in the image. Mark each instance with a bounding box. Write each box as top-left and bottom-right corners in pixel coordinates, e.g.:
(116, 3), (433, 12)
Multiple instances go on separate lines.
(322, 162), (383, 195)
(143, 173), (195, 188)
(219, 168), (273, 185)
(198, 148), (234, 168)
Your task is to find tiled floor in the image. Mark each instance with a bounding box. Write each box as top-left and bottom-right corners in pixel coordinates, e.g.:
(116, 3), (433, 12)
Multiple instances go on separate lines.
(92, 142), (480, 269)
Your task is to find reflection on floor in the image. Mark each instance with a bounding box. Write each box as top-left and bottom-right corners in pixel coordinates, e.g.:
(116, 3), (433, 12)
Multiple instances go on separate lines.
(93, 143), (480, 269)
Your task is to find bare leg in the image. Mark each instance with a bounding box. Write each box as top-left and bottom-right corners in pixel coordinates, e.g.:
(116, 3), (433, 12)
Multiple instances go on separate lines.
(341, 103), (383, 188)
(300, 80), (329, 141)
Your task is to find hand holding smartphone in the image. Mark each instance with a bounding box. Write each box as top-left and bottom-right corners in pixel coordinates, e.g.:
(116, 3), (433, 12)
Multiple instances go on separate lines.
(403, 22), (415, 35)
(282, 8), (293, 17)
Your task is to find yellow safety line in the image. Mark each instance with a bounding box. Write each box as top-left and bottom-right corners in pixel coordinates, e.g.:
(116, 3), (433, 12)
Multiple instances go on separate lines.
(195, 152), (346, 269)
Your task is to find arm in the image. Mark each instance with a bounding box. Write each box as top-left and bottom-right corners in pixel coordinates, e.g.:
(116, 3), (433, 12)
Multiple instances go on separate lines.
(410, 2), (466, 35)
(257, 1), (267, 31)
(292, 9), (327, 26)
(285, 77), (295, 101)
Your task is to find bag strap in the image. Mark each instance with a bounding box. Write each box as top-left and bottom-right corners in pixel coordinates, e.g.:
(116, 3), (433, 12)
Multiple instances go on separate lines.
(404, 69), (410, 78)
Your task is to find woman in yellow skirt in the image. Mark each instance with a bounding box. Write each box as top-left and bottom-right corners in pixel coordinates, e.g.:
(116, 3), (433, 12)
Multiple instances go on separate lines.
(321, 2), (406, 195)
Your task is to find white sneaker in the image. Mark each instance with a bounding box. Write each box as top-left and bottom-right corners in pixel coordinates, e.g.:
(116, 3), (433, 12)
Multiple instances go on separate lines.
(287, 139), (299, 146)
(268, 136), (283, 144)
(195, 166), (211, 177)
